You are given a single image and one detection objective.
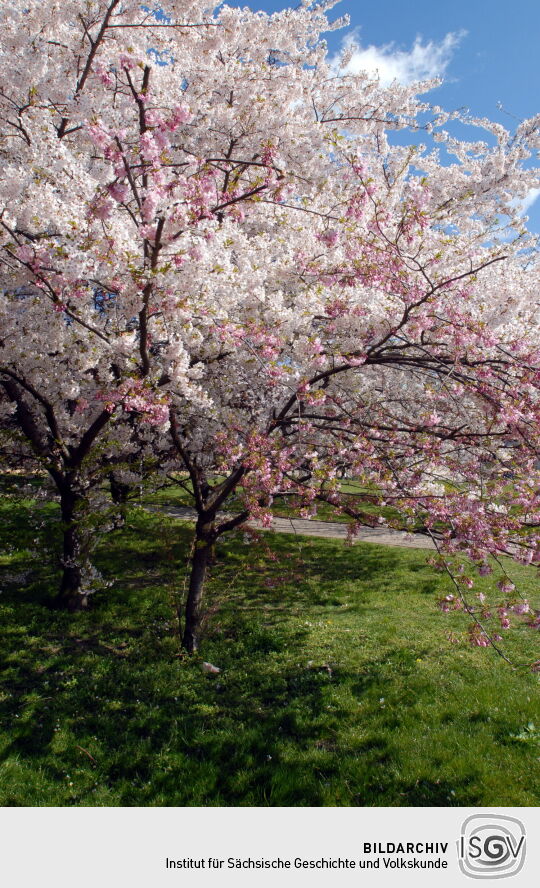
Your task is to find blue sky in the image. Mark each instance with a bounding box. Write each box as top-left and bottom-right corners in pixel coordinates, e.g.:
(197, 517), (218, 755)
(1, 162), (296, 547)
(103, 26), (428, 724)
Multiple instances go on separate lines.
(245, 0), (540, 227)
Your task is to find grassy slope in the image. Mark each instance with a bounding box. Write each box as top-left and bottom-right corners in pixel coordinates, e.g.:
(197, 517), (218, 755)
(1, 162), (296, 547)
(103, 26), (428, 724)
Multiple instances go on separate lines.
(0, 495), (539, 807)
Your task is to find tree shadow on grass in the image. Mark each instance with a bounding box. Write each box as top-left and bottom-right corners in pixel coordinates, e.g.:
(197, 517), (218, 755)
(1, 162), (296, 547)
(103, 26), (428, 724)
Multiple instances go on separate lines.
(208, 530), (409, 620)
(0, 587), (403, 806)
(1, 569), (476, 808)
(0, 504), (488, 806)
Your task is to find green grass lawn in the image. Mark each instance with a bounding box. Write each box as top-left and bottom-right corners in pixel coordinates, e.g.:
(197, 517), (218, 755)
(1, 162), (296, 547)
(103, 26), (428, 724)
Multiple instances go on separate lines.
(0, 492), (539, 807)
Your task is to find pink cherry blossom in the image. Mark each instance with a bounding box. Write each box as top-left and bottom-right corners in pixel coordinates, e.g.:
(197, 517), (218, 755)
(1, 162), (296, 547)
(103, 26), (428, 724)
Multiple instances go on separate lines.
(0, 0), (540, 658)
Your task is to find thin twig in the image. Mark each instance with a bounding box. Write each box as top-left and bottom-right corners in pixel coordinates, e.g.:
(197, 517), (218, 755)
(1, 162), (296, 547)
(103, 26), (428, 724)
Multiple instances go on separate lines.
(75, 744), (97, 764)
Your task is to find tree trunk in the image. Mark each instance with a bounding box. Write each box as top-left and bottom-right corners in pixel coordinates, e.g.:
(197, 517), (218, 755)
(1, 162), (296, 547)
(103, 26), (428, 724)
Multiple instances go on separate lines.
(55, 483), (90, 611)
(109, 471), (130, 528)
(182, 519), (215, 653)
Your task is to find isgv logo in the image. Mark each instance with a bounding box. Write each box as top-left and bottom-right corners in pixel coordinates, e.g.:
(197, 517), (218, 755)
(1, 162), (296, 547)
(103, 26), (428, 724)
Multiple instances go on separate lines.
(458, 815), (526, 879)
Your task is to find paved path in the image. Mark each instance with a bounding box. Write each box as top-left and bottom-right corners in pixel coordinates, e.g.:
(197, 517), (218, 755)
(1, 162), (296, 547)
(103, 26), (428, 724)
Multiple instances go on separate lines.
(146, 504), (435, 550)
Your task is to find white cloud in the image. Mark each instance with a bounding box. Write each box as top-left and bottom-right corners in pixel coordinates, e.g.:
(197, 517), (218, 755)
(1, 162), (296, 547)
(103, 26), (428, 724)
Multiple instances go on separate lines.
(507, 187), (540, 217)
(337, 29), (466, 87)
(495, 189), (540, 239)
(517, 187), (540, 215)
